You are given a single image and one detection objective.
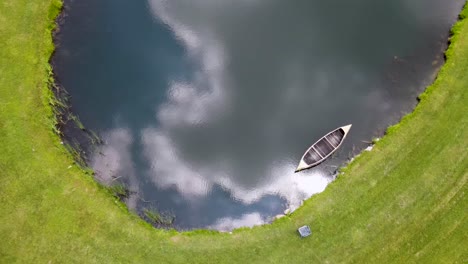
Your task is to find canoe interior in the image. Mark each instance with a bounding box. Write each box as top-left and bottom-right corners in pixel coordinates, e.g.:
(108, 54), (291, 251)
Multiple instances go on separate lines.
(303, 128), (345, 166)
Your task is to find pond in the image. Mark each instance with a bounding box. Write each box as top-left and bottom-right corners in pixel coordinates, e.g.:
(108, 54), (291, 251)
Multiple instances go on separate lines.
(53, 0), (464, 230)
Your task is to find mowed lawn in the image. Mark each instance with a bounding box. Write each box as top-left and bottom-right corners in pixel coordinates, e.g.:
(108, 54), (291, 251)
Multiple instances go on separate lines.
(0, 0), (467, 263)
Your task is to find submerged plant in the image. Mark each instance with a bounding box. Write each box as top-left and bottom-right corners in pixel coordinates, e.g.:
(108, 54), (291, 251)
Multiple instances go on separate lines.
(87, 130), (103, 145)
(69, 114), (85, 130)
(109, 183), (130, 200)
(143, 207), (175, 227)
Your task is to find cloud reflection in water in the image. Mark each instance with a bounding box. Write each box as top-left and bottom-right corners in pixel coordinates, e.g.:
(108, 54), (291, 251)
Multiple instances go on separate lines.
(210, 212), (265, 232)
(142, 0), (366, 215)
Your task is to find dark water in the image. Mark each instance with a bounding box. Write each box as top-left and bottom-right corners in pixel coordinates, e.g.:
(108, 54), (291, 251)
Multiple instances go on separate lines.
(53, 0), (464, 230)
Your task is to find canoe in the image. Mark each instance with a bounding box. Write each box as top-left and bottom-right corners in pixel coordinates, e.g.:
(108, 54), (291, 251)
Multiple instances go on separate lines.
(295, 124), (352, 173)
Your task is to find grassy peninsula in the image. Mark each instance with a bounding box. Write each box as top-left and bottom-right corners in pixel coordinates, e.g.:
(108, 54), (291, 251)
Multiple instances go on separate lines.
(0, 0), (466, 262)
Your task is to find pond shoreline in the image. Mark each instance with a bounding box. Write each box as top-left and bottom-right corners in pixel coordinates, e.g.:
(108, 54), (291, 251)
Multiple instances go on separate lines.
(0, 0), (467, 260)
(50, 0), (104, 168)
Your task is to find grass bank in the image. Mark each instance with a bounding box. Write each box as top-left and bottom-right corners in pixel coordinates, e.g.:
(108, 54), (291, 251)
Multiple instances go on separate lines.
(0, 0), (467, 262)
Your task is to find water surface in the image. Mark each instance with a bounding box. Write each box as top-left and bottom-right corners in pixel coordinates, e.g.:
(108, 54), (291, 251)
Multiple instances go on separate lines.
(53, 0), (464, 230)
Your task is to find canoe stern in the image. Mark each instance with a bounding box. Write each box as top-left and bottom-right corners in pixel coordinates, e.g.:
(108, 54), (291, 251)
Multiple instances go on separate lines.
(295, 160), (310, 173)
(341, 124), (352, 134)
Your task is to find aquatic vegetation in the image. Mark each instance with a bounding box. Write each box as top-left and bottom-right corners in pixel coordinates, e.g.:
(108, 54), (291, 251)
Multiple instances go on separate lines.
(108, 183), (130, 200)
(143, 208), (175, 227)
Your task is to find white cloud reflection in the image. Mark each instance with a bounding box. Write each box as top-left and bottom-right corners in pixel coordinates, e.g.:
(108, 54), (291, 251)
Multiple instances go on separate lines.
(92, 128), (134, 185)
(210, 212), (265, 231)
(150, 0), (229, 127)
(142, 126), (331, 208)
(143, 0), (333, 212)
(92, 127), (139, 209)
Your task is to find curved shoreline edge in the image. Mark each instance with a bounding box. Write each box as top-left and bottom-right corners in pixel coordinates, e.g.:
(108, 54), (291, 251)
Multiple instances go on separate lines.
(0, 0), (466, 262)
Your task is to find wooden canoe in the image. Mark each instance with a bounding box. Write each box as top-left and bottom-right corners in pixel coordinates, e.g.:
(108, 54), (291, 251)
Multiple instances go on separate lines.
(295, 124), (352, 173)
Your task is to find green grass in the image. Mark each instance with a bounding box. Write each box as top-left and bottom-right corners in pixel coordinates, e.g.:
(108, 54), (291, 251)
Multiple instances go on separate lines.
(0, 0), (467, 262)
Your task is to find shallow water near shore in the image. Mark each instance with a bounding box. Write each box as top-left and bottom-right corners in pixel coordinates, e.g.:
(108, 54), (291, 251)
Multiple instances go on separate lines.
(53, 0), (464, 230)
